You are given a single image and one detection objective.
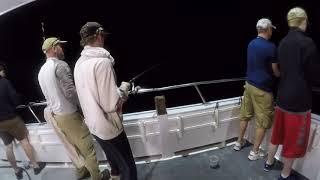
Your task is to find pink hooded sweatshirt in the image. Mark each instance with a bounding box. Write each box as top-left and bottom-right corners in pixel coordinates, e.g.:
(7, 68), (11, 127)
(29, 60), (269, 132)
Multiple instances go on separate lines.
(74, 46), (123, 140)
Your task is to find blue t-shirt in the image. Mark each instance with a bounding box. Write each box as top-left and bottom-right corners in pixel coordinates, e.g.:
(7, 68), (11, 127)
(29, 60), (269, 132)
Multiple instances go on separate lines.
(246, 36), (277, 92)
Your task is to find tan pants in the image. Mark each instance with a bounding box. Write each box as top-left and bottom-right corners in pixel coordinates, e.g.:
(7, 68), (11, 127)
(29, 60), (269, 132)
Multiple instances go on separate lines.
(45, 110), (100, 180)
(240, 82), (274, 129)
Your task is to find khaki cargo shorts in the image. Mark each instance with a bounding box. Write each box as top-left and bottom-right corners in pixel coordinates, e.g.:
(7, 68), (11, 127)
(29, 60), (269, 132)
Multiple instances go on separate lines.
(0, 116), (28, 143)
(240, 82), (274, 129)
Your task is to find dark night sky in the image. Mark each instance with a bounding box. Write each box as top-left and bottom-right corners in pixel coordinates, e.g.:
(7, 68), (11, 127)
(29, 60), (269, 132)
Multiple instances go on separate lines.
(0, 0), (319, 114)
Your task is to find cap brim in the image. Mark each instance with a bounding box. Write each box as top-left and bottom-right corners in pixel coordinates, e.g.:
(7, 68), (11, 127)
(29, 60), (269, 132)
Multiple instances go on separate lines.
(101, 31), (110, 36)
(53, 40), (67, 46)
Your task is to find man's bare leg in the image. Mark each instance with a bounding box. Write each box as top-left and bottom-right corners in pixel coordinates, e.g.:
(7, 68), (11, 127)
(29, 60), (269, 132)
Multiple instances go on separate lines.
(5, 143), (19, 172)
(252, 128), (266, 152)
(266, 143), (278, 164)
(281, 157), (294, 177)
(19, 137), (39, 168)
(237, 120), (248, 143)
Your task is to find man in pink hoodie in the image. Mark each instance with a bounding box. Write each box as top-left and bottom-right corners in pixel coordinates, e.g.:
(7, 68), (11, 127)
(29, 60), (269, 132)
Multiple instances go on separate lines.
(74, 22), (137, 180)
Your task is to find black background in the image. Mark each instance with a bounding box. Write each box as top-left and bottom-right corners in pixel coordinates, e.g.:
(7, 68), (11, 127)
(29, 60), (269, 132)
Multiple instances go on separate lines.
(0, 0), (319, 116)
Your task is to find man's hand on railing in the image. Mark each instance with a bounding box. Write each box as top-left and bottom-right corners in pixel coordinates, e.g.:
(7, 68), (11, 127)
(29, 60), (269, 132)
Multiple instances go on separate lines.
(129, 86), (141, 95)
(118, 81), (131, 101)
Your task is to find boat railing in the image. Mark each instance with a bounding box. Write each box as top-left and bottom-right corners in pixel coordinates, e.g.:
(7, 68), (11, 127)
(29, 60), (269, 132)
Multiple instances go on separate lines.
(17, 78), (245, 123)
(16, 102), (47, 123)
(15, 77), (320, 124)
(133, 77), (246, 104)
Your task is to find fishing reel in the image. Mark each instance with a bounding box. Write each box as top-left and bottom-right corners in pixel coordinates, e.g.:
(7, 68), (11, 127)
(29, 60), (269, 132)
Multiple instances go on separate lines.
(129, 82), (141, 95)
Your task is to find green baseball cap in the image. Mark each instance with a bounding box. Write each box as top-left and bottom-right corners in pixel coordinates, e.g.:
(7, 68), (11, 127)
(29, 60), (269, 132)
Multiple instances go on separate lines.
(42, 37), (67, 52)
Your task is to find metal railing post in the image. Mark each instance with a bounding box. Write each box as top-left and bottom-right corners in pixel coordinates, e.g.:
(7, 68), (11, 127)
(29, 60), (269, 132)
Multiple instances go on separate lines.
(194, 85), (206, 104)
(27, 105), (42, 123)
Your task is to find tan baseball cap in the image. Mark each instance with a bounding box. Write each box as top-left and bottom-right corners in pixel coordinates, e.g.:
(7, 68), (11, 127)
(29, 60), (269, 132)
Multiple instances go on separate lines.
(287, 7), (307, 22)
(42, 37), (67, 52)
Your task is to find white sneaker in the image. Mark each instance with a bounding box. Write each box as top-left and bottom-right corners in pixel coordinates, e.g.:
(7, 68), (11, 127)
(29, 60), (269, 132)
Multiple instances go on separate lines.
(233, 140), (246, 151)
(248, 150), (266, 161)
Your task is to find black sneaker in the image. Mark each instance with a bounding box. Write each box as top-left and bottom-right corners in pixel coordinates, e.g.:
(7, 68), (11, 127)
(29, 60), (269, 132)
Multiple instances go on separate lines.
(15, 167), (23, 179)
(101, 169), (111, 180)
(34, 162), (46, 175)
(264, 160), (275, 172)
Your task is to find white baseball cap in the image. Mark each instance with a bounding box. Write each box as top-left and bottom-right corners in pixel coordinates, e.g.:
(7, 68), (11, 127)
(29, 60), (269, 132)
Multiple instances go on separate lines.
(256, 18), (276, 30)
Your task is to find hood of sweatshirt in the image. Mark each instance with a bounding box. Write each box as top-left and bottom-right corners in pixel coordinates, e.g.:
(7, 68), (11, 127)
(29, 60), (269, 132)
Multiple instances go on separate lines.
(81, 46), (115, 65)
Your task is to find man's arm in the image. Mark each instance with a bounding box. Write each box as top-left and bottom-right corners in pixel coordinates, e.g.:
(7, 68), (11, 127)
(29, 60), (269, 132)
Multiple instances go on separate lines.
(305, 41), (320, 87)
(55, 62), (79, 105)
(95, 59), (121, 113)
(271, 44), (280, 77)
(6, 80), (21, 107)
(272, 63), (280, 77)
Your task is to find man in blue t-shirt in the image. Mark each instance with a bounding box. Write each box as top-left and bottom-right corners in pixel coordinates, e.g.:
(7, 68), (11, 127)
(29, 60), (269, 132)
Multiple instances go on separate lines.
(234, 18), (280, 161)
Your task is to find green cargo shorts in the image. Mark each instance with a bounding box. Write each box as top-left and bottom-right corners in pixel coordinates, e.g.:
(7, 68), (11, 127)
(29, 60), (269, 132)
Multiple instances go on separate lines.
(240, 82), (274, 129)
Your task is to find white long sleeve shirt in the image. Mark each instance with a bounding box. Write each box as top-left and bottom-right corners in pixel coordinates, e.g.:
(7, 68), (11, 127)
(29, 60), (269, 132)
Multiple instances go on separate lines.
(74, 46), (123, 140)
(38, 58), (78, 115)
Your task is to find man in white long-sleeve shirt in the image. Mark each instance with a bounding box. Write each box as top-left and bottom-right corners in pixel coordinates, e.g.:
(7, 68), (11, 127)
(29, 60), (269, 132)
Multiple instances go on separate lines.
(38, 37), (105, 180)
(74, 22), (137, 180)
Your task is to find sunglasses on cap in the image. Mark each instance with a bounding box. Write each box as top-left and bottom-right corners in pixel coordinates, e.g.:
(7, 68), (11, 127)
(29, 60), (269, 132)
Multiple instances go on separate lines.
(96, 27), (109, 37)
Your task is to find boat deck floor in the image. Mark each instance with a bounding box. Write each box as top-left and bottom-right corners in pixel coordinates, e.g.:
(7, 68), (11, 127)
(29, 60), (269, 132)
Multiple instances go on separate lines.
(0, 144), (308, 180)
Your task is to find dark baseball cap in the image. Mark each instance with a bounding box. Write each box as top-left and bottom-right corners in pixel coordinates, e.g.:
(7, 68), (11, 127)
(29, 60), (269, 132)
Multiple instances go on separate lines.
(80, 22), (107, 39)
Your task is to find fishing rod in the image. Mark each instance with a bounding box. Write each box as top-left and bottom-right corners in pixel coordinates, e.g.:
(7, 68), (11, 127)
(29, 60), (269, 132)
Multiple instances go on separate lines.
(313, 87), (320, 93)
(41, 22), (45, 42)
(128, 64), (160, 94)
(128, 63), (160, 84)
